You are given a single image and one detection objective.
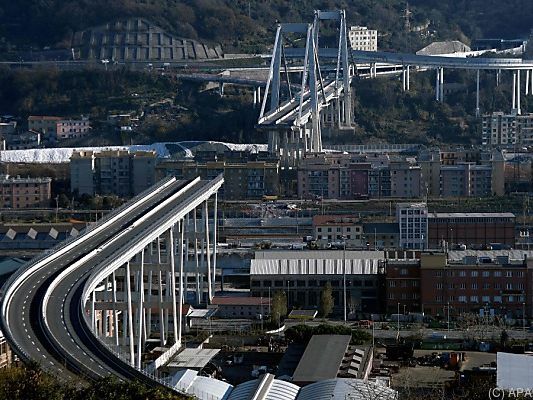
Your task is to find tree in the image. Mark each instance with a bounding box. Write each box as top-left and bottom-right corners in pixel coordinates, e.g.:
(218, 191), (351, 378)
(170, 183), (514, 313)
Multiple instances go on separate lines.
(270, 290), (287, 326)
(319, 282), (334, 318)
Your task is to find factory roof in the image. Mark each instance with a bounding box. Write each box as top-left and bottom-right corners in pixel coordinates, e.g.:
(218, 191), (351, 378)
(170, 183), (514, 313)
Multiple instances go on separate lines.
(292, 335), (351, 382)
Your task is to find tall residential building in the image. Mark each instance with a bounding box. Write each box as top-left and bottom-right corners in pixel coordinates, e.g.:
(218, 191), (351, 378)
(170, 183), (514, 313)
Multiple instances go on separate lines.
(396, 203), (428, 249)
(482, 112), (533, 146)
(0, 175), (51, 209)
(419, 148), (505, 197)
(348, 26), (378, 51)
(70, 150), (156, 197)
(298, 153), (421, 200)
(156, 153), (280, 200)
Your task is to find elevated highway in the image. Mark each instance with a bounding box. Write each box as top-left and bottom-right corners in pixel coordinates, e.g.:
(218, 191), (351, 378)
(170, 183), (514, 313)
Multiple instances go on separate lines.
(0, 176), (223, 386)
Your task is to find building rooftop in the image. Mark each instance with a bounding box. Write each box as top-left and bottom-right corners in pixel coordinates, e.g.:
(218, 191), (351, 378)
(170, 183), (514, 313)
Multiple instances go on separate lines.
(312, 215), (361, 226)
(296, 378), (397, 400)
(292, 335), (351, 382)
(167, 348), (220, 370)
(416, 40), (471, 56)
(429, 212), (515, 219)
(211, 296), (271, 306)
(228, 373), (300, 400)
(447, 250), (533, 263)
(251, 256), (381, 276)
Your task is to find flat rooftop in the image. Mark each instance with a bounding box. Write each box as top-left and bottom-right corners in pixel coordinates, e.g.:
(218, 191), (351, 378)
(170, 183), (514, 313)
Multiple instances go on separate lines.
(166, 348), (220, 370)
(292, 335), (351, 382)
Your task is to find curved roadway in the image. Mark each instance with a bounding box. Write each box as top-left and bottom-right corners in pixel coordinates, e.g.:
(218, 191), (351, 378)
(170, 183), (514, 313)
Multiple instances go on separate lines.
(43, 177), (220, 380)
(0, 177), (192, 382)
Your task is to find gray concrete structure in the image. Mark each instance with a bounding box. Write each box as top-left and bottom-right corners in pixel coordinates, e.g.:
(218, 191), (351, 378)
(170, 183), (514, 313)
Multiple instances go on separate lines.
(72, 18), (223, 62)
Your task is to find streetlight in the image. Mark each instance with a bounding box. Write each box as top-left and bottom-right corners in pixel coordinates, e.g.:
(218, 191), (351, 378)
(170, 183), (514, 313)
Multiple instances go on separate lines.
(523, 302), (526, 333)
(447, 301), (450, 332)
(397, 302), (400, 341)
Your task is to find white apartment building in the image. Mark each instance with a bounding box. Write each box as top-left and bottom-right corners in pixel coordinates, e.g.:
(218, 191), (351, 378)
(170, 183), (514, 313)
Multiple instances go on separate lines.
(348, 26), (378, 51)
(482, 112), (533, 146)
(396, 203), (428, 250)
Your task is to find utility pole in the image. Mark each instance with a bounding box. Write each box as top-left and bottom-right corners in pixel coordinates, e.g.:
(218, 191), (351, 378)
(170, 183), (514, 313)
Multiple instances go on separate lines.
(343, 237), (347, 323)
(55, 195), (59, 223)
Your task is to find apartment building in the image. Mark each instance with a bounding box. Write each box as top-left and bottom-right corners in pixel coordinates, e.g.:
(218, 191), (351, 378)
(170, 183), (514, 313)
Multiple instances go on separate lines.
(396, 203), (428, 250)
(56, 118), (91, 140)
(312, 215), (364, 248)
(70, 150), (156, 197)
(28, 115), (91, 141)
(0, 175), (51, 209)
(298, 153), (421, 200)
(156, 153), (279, 200)
(482, 112), (533, 146)
(419, 148), (505, 197)
(348, 26), (378, 51)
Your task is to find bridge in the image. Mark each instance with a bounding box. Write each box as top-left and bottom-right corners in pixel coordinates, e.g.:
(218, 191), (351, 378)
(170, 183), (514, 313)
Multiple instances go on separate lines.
(0, 175), (223, 389)
(256, 10), (353, 168)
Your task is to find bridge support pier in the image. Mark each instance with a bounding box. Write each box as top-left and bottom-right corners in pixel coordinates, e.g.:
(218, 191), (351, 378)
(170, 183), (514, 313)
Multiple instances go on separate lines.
(435, 67), (444, 102)
(512, 70), (522, 115)
(476, 69), (480, 118)
(402, 66), (410, 91)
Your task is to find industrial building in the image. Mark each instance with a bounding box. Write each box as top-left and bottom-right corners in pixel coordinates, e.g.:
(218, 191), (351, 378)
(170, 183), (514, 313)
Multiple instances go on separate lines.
(427, 212), (516, 248)
(250, 250), (385, 316)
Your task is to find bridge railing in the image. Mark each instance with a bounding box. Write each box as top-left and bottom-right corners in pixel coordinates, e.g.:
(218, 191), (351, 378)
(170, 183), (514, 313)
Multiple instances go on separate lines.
(78, 176), (223, 394)
(0, 177), (176, 362)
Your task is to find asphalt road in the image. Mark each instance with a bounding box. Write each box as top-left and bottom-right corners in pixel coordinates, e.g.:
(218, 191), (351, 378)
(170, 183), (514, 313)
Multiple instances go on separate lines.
(3, 178), (187, 381)
(43, 178), (214, 380)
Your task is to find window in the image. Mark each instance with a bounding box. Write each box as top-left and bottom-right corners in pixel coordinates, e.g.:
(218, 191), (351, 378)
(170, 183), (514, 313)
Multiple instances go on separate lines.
(472, 283), (478, 290)
(494, 296), (502, 303)
(471, 271), (478, 277)
(482, 271), (490, 277)
(436, 283), (443, 289)
(459, 270), (466, 277)
(389, 281), (396, 288)
(482, 296), (490, 302)
(458, 296), (467, 303)
(470, 296), (479, 303)
(400, 268), (408, 276)
(506, 271), (513, 278)
(494, 271), (502, 277)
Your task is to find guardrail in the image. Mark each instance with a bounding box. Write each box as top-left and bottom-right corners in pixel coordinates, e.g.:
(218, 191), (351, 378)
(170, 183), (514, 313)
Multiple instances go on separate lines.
(77, 176), (223, 388)
(0, 177), (176, 362)
(39, 178), (202, 374)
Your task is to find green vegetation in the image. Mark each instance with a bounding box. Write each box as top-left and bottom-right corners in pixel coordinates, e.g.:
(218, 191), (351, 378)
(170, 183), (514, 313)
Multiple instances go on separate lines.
(285, 324), (372, 345)
(0, 362), (188, 400)
(270, 291), (287, 326)
(1, 1), (532, 53)
(318, 282), (334, 318)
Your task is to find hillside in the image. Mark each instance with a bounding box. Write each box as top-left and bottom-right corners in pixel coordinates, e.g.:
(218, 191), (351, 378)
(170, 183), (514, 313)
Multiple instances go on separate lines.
(1, 1), (532, 53)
